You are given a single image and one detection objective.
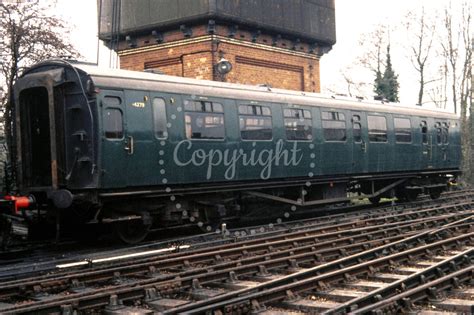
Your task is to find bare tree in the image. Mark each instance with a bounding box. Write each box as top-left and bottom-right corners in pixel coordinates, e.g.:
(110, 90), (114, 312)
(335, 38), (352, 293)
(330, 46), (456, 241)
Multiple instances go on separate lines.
(440, 5), (459, 115)
(357, 24), (389, 75)
(404, 7), (437, 105)
(323, 64), (372, 100)
(340, 66), (371, 98)
(458, 4), (473, 183)
(439, 2), (472, 116)
(341, 71), (358, 98)
(439, 2), (472, 181)
(427, 58), (449, 109)
(458, 5), (472, 122)
(0, 0), (78, 159)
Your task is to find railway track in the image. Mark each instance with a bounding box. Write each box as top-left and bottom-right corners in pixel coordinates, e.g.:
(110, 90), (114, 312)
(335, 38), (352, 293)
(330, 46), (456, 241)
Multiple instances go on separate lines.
(0, 191), (472, 314)
(0, 189), (471, 283)
(176, 227), (473, 315)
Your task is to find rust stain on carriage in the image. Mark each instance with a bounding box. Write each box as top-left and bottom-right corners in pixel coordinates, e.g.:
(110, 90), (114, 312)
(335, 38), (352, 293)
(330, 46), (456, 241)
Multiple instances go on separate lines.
(48, 86), (59, 190)
(51, 160), (58, 189)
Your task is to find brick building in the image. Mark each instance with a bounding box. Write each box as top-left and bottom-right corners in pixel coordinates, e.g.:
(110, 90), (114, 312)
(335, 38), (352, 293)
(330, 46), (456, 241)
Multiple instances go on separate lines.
(98, 0), (336, 93)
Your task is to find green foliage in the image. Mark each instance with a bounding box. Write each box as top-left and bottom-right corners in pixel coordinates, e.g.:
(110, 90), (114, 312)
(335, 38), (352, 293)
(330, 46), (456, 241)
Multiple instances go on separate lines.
(373, 45), (400, 102)
(374, 69), (384, 99)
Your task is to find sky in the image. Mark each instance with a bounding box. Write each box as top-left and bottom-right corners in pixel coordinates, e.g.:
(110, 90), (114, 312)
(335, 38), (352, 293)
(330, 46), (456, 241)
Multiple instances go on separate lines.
(54, 0), (467, 112)
(320, 0), (454, 108)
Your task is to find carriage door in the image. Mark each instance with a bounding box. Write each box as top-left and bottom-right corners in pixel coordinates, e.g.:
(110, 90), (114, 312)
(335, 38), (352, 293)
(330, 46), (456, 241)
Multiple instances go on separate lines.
(124, 90), (155, 186)
(435, 121), (449, 168)
(101, 91), (155, 188)
(101, 91), (127, 188)
(19, 86), (53, 187)
(420, 120), (432, 169)
(351, 112), (368, 174)
(441, 122), (450, 167)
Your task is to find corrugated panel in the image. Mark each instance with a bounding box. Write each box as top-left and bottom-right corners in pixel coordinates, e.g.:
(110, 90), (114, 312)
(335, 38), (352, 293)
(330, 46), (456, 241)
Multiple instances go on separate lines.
(240, 0), (259, 22)
(302, 2), (335, 40)
(121, 0), (210, 32)
(177, 0), (210, 19)
(149, 0), (179, 25)
(121, 0), (151, 32)
(98, 0), (114, 36)
(98, 0), (336, 44)
(215, 0), (239, 16)
(267, 0), (284, 28)
(279, 0), (297, 31)
(318, 6), (337, 42)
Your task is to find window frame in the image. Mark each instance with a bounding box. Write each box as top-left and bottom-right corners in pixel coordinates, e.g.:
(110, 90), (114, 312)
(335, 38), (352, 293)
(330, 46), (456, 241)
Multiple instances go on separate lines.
(238, 104), (273, 141)
(421, 120), (428, 144)
(283, 108), (313, 142)
(442, 122), (449, 144)
(321, 110), (347, 142)
(367, 115), (388, 143)
(103, 107), (124, 140)
(102, 96), (124, 140)
(183, 100), (226, 141)
(435, 122), (442, 145)
(352, 114), (362, 143)
(152, 97), (168, 140)
(393, 117), (412, 144)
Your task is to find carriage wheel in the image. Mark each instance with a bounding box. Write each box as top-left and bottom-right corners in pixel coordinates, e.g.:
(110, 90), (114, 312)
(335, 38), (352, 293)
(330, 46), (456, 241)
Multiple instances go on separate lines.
(114, 220), (151, 244)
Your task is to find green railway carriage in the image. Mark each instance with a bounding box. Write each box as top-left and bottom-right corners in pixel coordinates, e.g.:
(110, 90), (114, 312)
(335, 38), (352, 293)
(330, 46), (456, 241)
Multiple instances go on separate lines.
(9, 60), (460, 242)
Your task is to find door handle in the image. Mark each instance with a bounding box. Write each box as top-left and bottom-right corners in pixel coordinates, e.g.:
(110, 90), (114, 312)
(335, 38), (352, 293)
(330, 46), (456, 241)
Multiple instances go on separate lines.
(124, 136), (134, 154)
(361, 140), (367, 153)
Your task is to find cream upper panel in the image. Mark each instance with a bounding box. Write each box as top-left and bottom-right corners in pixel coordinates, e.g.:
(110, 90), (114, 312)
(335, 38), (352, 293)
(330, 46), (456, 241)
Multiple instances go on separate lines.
(77, 64), (458, 120)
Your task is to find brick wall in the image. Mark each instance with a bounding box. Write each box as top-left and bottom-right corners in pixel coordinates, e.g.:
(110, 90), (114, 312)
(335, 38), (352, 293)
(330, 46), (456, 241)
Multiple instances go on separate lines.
(119, 27), (322, 93)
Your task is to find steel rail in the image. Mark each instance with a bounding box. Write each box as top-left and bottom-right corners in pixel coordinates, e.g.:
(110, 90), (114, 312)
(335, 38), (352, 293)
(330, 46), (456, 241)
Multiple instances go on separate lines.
(0, 189), (470, 280)
(0, 195), (471, 313)
(0, 211), (460, 300)
(351, 265), (474, 314)
(0, 233), (406, 313)
(0, 207), (470, 300)
(166, 222), (474, 314)
(2, 216), (472, 313)
(323, 246), (474, 314)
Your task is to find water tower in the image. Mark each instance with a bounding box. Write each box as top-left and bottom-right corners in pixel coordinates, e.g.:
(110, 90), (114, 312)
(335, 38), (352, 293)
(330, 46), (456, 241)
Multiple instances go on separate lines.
(98, 0), (336, 92)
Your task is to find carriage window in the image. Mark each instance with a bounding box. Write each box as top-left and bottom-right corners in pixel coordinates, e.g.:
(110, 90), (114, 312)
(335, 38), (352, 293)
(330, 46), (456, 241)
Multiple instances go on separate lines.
(352, 115), (361, 143)
(104, 108), (123, 139)
(239, 105), (272, 140)
(185, 100), (223, 113)
(184, 100), (224, 139)
(421, 120), (428, 144)
(284, 108), (312, 141)
(322, 111), (346, 141)
(153, 98), (167, 139)
(435, 122), (442, 144)
(394, 118), (412, 143)
(442, 122), (449, 144)
(103, 96), (121, 106)
(368, 115), (387, 142)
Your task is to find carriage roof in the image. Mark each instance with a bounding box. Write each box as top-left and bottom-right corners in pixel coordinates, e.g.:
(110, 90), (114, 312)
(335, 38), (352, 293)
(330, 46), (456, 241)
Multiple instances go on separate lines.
(25, 60), (459, 120)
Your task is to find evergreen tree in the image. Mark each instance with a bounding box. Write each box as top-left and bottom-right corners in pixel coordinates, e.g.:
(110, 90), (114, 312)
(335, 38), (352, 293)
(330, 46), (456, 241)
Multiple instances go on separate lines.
(373, 45), (400, 102)
(382, 45), (399, 102)
(374, 69), (384, 99)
